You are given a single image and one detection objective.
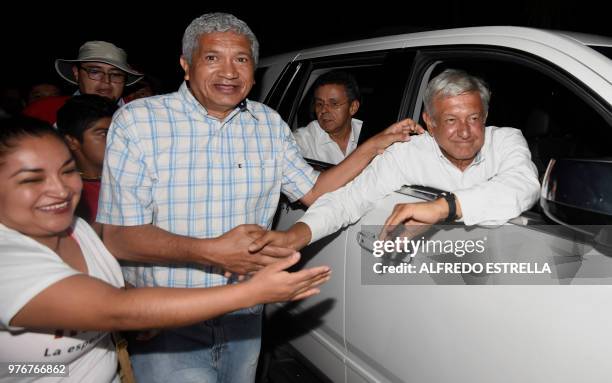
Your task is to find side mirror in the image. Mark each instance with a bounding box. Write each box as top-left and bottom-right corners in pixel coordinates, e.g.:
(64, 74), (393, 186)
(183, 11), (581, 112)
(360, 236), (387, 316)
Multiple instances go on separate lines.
(540, 158), (612, 246)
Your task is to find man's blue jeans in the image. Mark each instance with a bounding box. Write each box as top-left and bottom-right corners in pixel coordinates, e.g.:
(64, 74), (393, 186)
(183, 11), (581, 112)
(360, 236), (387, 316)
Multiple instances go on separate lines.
(128, 306), (262, 383)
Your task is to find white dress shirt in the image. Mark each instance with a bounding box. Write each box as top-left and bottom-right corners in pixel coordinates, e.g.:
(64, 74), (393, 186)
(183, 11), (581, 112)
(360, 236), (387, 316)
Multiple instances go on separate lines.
(299, 126), (540, 243)
(293, 118), (363, 164)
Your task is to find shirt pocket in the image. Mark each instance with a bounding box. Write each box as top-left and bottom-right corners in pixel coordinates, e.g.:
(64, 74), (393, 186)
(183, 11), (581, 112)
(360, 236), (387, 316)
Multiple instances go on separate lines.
(232, 156), (279, 200)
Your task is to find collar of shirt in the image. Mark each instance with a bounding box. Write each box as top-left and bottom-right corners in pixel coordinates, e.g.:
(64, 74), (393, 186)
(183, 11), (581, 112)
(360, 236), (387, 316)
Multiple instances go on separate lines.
(314, 118), (363, 146)
(178, 82), (259, 122)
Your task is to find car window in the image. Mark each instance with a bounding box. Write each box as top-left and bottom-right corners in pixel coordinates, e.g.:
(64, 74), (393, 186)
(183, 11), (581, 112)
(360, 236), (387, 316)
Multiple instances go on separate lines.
(291, 64), (385, 131)
(267, 51), (416, 165)
(410, 53), (612, 176)
(405, 50), (612, 219)
(247, 67), (269, 101)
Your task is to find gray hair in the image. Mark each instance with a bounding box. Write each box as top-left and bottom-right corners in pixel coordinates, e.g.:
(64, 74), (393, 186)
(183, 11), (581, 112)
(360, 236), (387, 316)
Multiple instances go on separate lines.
(182, 13), (260, 66)
(423, 69), (491, 117)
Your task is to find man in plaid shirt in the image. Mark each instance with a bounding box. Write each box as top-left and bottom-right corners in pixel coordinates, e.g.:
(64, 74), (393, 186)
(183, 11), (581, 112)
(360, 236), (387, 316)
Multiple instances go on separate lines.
(97, 12), (420, 383)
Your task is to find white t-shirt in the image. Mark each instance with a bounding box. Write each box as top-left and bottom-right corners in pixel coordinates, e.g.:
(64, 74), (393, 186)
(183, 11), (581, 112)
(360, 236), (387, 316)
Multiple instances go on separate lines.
(0, 218), (124, 383)
(293, 119), (363, 165)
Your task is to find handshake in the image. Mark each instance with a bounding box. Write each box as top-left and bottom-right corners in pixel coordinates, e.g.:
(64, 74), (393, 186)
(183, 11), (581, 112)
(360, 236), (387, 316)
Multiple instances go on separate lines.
(211, 194), (449, 302)
(207, 224), (329, 303)
(215, 195), (455, 277)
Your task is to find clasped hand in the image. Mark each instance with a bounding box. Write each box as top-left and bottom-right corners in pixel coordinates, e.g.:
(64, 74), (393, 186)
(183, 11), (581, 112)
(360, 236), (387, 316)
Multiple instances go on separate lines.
(209, 224), (296, 278)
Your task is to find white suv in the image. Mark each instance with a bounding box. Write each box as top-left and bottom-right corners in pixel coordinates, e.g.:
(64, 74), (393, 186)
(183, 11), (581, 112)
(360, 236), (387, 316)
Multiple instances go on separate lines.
(254, 26), (612, 383)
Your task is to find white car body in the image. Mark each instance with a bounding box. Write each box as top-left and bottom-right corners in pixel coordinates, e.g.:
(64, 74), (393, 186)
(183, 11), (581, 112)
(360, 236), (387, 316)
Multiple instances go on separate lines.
(255, 27), (612, 383)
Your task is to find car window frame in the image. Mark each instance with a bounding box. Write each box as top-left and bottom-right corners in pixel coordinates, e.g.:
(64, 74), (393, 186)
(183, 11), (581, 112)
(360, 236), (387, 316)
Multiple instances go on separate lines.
(397, 45), (612, 235)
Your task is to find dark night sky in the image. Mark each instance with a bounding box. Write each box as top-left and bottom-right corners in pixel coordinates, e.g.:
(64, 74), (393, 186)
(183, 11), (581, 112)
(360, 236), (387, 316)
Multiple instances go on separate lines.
(1, 1), (610, 93)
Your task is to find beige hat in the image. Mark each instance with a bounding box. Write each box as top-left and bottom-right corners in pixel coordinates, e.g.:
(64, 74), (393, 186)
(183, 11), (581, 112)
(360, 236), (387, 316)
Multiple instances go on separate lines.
(55, 41), (143, 86)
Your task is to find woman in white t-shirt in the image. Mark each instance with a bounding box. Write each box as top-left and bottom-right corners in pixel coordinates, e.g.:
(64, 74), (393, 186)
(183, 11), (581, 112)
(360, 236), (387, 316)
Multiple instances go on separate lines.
(0, 117), (331, 382)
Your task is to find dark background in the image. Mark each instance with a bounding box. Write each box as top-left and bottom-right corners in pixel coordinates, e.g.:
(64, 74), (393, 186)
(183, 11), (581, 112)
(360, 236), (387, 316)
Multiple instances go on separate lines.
(2, 1), (610, 93)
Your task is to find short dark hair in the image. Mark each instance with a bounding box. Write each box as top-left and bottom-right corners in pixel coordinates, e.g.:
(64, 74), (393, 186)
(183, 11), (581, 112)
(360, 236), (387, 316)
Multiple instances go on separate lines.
(57, 94), (117, 141)
(312, 70), (361, 103)
(0, 117), (63, 161)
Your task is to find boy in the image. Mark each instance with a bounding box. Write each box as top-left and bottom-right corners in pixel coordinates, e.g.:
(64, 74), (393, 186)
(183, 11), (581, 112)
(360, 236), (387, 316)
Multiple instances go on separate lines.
(57, 94), (117, 233)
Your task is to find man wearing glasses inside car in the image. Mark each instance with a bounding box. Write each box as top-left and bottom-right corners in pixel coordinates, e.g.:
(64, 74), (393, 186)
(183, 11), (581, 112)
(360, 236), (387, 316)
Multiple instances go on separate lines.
(55, 40), (143, 106)
(294, 70), (363, 165)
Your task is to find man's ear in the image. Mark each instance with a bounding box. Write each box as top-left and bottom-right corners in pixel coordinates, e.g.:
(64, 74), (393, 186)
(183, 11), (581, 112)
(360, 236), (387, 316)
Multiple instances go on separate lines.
(423, 111), (437, 136)
(423, 111), (433, 130)
(179, 56), (190, 81)
(349, 100), (360, 116)
(64, 135), (81, 152)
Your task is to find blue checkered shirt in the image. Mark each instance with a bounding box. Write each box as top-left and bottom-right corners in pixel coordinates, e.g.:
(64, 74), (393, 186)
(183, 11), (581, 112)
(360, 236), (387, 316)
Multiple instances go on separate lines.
(97, 82), (319, 288)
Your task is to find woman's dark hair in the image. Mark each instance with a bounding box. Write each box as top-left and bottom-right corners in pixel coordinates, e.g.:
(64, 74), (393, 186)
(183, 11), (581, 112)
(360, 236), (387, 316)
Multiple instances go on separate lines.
(56, 94), (117, 142)
(0, 116), (64, 160)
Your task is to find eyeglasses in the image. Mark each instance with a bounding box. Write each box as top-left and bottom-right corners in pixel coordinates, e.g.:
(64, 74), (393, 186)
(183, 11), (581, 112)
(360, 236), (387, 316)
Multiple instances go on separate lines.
(79, 66), (127, 84)
(314, 99), (350, 111)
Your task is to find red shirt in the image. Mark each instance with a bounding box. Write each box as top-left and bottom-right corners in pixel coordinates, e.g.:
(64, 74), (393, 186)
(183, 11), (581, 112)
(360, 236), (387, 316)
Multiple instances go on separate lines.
(22, 95), (70, 125)
(76, 179), (101, 223)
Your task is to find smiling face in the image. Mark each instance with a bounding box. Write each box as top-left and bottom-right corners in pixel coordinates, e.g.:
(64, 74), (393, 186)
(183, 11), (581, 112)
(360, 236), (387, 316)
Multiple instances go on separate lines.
(0, 134), (82, 244)
(180, 31), (255, 119)
(423, 91), (486, 171)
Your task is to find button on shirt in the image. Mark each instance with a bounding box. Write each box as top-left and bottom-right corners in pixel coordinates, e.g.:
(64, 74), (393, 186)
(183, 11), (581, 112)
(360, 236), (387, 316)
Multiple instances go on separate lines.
(97, 82), (319, 288)
(299, 126), (540, 243)
(293, 119), (363, 164)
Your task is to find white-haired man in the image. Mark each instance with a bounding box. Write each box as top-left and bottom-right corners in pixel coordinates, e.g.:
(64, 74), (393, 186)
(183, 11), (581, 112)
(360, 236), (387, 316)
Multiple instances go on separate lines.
(251, 69), (540, 253)
(97, 12), (421, 383)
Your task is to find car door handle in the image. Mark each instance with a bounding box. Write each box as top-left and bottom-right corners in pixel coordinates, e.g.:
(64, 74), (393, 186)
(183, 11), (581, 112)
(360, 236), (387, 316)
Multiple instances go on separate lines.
(356, 230), (377, 253)
(357, 229), (415, 265)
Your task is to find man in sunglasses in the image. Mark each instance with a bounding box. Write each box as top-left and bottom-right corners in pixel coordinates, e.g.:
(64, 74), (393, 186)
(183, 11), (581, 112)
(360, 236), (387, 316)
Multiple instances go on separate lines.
(55, 41), (143, 106)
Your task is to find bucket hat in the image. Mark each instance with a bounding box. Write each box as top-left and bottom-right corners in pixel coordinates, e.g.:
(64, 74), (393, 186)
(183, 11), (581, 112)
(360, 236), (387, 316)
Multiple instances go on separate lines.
(55, 41), (143, 86)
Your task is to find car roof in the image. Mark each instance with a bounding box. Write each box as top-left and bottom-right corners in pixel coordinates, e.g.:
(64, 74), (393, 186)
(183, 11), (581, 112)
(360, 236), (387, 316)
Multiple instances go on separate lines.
(259, 26), (612, 99)
(554, 30), (612, 47)
(261, 26), (612, 63)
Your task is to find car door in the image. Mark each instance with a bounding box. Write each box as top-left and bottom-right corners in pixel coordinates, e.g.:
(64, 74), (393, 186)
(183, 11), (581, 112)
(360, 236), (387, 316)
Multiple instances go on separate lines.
(343, 45), (612, 383)
(264, 49), (415, 382)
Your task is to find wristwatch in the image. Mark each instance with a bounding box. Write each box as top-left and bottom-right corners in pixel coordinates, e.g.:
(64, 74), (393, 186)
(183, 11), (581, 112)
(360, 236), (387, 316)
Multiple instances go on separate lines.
(440, 192), (457, 223)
